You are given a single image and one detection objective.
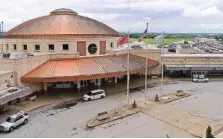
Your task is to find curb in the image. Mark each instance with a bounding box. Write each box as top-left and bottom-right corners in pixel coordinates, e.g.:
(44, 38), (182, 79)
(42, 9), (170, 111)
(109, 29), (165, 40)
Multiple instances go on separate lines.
(86, 110), (140, 128)
(26, 98), (76, 112)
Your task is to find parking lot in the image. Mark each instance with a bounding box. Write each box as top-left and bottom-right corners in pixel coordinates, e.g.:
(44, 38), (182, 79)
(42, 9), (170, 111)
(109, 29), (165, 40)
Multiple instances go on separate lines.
(1, 81), (223, 137)
(193, 41), (223, 54)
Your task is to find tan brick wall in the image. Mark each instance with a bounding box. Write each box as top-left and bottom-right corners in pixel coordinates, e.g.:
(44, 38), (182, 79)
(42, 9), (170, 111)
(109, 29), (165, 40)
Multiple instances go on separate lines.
(163, 57), (223, 65)
(107, 49), (162, 75)
(0, 72), (15, 87)
(1, 37), (119, 56)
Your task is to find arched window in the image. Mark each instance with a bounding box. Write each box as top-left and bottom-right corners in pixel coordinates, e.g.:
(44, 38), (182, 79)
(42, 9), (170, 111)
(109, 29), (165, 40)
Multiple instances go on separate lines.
(88, 43), (97, 54)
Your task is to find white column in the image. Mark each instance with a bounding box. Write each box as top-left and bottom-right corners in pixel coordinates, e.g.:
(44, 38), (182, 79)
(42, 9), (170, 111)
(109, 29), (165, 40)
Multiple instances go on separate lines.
(98, 79), (101, 88)
(115, 77), (118, 88)
(43, 82), (47, 95)
(77, 81), (81, 93)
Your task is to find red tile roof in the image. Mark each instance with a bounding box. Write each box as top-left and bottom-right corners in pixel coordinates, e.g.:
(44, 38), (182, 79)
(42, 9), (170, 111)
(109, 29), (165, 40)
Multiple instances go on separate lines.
(21, 54), (159, 83)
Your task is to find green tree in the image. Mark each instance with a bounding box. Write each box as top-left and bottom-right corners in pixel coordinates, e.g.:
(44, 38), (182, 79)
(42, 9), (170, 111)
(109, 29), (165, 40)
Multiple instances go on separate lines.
(206, 126), (214, 138)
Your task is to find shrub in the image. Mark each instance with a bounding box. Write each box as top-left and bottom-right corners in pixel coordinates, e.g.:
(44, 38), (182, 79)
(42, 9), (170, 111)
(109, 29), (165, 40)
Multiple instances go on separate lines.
(206, 126), (215, 138)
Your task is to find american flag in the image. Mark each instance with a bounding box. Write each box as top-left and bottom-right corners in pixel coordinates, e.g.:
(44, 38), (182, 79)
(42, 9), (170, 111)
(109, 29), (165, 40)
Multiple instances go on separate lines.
(138, 23), (148, 42)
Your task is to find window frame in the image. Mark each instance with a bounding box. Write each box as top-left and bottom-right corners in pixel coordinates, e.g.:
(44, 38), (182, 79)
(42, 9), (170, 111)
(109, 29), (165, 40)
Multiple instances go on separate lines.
(13, 44), (17, 50)
(6, 44), (9, 50)
(48, 44), (55, 51)
(63, 44), (69, 51)
(110, 42), (113, 48)
(88, 43), (97, 54)
(35, 44), (40, 51)
(23, 45), (27, 51)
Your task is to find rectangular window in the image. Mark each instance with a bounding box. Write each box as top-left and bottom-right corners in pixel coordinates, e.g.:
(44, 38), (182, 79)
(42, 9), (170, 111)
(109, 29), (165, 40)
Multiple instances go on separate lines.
(35, 45), (40, 51)
(110, 42), (113, 48)
(63, 44), (69, 50)
(48, 44), (54, 51)
(23, 45), (27, 50)
(6, 44), (9, 50)
(13, 44), (17, 50)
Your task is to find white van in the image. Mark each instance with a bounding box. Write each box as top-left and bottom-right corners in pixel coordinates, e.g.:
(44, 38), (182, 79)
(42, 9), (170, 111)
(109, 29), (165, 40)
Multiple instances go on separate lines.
(193, 77), (209, 83)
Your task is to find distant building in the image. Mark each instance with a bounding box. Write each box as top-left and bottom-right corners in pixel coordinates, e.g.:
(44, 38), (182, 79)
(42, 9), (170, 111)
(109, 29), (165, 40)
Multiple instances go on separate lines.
(195, 38), (217, 44)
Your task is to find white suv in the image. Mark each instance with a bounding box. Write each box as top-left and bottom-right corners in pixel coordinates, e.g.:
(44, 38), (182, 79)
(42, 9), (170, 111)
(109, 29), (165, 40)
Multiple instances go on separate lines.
(82, 89), (106, 101)
(0, 111), (29, 132)
(193, 77), (209, 83)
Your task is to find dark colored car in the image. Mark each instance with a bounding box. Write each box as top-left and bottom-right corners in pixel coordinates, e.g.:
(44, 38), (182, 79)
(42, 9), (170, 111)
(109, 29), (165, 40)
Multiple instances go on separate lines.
(168, 48), (176, 53)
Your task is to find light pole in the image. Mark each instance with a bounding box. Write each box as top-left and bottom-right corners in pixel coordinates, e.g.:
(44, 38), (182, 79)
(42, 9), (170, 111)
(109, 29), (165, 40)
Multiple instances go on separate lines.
(1, 21), (3, 34)
(144, 22), (148, 101)
(126, 31), (130, 109)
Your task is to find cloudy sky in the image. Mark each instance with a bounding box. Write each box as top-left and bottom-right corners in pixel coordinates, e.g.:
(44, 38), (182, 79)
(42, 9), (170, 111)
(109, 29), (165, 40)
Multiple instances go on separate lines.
(1, 0), (223, 33)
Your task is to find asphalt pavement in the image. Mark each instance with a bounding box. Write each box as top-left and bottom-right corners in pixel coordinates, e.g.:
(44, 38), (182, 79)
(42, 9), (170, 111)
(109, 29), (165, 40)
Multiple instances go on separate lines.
(1, 81), (223, 137)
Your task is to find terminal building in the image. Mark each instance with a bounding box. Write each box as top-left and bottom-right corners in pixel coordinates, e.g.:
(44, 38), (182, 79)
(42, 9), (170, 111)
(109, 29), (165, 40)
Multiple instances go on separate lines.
(0, 8), (160, 96)
(1, 8), (223, 104)
(163, 54), (223, 78)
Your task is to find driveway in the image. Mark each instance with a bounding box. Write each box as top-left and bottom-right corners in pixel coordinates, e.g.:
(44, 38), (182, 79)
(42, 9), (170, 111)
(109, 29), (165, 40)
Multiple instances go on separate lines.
(1, 81), (222, 137)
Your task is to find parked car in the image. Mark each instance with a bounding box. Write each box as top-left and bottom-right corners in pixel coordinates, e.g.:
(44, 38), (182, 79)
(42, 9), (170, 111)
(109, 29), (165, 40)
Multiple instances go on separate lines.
(0, 111), (29, 132)
(168, 48), (176, 53)
(192, 78), (209, 83)
(82, 89), (106, 101)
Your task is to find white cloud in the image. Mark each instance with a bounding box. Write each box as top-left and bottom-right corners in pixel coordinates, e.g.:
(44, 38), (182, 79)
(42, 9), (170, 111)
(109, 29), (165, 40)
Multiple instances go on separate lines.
(182, 6), (223, 18)
(0, 0), (223, 33)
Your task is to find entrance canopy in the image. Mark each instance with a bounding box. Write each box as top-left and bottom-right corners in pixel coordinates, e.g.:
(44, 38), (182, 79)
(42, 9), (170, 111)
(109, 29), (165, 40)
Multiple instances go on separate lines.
(165, 64), (223, 71)
(21, 54), (159, 83)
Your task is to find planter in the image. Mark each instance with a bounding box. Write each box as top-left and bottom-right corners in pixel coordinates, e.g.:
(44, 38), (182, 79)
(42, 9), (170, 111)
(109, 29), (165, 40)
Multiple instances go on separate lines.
(155, 94), (159, 102)
(29, 95), (37, 101)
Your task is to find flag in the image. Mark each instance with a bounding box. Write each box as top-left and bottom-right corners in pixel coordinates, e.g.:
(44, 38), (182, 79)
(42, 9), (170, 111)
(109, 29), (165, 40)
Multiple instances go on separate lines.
(118, 35), (129, 46)
(154, 32), (165, 44)
(138, 23), (148, 42)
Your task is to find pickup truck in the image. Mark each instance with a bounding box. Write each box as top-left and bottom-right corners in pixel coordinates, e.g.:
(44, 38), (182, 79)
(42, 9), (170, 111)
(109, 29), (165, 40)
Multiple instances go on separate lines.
(0, 111), (29, 132)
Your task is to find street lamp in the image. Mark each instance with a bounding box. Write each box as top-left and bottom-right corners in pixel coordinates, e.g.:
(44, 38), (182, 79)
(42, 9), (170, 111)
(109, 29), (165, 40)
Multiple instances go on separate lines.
(1, 21), (3, 34)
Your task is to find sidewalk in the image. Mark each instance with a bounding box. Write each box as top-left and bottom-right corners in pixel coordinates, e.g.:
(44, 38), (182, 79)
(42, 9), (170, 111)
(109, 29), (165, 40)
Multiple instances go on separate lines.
(170, 77), (223, 81)
(0, 91), (79, 121)
(138, 100), (223, 138)
(0, 77), (171, 121)
(104, 77), (171, 95)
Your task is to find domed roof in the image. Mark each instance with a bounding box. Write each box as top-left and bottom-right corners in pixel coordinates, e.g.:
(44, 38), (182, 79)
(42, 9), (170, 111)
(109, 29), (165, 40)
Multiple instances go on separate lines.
(5, 8), (119, 39)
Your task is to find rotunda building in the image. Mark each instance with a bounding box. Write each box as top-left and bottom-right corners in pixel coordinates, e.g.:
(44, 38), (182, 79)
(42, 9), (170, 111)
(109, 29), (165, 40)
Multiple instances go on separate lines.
(1, 8), (119, 56)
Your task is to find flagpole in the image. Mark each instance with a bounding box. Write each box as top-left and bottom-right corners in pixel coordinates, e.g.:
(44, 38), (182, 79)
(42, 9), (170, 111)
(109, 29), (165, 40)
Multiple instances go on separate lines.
(160, 31), (164, 95)
(145, 22), (148, 101)
(127, 31), (130, 109)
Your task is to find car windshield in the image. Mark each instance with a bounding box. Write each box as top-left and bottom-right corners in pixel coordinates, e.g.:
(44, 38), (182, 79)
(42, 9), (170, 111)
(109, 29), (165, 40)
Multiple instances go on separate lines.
(6, 117), (15, 123)
(87, 92), (92, 96)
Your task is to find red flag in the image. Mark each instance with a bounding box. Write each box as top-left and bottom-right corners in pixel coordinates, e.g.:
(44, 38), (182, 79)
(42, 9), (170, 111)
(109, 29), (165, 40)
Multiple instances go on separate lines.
(118, 35), (129, 46)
